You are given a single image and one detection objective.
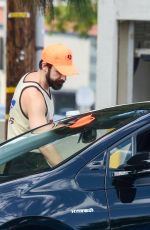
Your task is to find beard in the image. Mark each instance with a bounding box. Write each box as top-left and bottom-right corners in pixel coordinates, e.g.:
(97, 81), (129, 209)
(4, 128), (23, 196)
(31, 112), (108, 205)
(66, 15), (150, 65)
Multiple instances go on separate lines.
(46, 74), (65, 90)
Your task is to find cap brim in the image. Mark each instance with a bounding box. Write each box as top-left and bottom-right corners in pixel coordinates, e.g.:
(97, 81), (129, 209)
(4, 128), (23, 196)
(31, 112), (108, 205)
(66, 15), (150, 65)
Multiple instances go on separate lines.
(54, 64), (79, 76)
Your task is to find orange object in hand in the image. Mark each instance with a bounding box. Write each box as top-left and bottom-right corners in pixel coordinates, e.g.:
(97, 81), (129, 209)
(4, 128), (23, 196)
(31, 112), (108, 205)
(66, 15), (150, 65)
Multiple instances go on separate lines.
(69, 114), (95, 128)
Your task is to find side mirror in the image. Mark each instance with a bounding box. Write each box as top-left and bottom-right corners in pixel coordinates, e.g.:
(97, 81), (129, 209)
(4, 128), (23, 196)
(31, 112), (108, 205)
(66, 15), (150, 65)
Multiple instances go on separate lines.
(112, 152), (150, 183)
(125, 152), (150, 171)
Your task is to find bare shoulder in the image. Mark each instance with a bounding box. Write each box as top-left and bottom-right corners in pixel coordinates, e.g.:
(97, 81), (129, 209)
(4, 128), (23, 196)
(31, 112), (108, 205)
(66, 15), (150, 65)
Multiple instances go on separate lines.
(21, 86), (46, 116)
(21, 87), (45, 108)
(22, 86), (43, 99)
(25, 71), (39, 81)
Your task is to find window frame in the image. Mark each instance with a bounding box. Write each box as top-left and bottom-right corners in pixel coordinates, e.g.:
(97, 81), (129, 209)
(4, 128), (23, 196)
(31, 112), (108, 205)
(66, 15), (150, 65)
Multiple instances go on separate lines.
(106, 123), (150, 186)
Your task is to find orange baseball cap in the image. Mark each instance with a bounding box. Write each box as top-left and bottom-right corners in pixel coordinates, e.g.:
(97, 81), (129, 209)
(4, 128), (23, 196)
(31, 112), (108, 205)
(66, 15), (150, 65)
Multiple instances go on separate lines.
(41, 43), (78, 76)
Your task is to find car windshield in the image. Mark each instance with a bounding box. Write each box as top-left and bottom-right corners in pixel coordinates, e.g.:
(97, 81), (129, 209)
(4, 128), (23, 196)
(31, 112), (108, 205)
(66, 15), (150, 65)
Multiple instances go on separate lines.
(0, 103), (150, 172)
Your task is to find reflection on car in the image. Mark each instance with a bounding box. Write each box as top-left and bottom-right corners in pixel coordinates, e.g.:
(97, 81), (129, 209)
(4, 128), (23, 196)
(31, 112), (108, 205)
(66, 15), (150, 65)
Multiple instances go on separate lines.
(0, 102), (150, 229)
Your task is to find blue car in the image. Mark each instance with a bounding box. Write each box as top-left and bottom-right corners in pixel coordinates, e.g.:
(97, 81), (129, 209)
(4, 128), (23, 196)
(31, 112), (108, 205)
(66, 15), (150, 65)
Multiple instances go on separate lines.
(0, 102), (150, 229)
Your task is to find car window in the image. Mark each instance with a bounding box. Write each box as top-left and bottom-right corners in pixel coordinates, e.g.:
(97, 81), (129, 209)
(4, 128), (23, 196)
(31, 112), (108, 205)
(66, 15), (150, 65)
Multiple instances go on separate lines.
(136, 128), (150, 152)
(109, 138), (132, 169)
(0, 129), (110, 177)
(109, 126), (150, 170)
(0, 151), (49, 176)
(0, 104), (150, 179)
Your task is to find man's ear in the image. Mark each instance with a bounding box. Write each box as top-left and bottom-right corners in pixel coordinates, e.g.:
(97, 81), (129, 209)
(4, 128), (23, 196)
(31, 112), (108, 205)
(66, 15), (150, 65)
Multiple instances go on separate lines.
(42, 62), (48, 73)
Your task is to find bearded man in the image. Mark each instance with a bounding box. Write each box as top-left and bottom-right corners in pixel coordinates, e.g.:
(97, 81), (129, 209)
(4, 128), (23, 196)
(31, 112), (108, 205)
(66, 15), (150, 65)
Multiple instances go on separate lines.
(7, 43), (78, 166)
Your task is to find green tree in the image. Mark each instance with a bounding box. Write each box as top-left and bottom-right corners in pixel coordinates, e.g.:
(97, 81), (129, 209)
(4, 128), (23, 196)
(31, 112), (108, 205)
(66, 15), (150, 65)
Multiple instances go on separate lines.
(45, 1), (97, 36)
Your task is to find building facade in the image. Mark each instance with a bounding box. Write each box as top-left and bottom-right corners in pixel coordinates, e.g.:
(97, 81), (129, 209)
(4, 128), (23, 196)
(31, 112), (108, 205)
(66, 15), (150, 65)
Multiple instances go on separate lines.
(96, 0), (150, 109)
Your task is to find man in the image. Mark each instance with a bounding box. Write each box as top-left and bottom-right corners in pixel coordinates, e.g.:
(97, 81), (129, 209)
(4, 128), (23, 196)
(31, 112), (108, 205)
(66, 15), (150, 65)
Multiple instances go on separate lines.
(7, 43), (78, 166)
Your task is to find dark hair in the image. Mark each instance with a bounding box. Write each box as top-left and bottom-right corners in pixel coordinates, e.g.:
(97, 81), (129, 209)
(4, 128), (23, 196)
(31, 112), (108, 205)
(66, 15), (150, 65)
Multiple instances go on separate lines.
(39, 60), (43, 69)
(39, 60), (52, 70)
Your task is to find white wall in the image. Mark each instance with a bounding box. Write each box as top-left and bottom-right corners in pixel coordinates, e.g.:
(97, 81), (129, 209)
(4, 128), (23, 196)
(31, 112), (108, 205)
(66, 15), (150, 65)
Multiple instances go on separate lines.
(96, 0), (118, 109)
(116, 0), (150, 21)
(44, 33), (90, 91)
(96, 0), (150, 109)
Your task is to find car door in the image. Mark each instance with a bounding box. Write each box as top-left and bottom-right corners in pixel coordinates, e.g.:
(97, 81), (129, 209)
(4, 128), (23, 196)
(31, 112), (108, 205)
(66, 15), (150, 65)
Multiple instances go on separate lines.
(75, 152), (110, 230)
(106, 126), (150, 229)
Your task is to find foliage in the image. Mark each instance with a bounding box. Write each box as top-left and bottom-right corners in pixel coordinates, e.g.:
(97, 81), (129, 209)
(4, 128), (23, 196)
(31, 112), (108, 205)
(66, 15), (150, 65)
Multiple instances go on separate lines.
(45, 0), (97, 36)
(17, 0), (97, 36)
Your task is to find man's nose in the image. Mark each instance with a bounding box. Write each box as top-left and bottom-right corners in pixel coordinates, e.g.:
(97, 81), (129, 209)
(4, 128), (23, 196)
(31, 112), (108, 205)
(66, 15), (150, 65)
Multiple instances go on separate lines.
(60, 75), (66, 81)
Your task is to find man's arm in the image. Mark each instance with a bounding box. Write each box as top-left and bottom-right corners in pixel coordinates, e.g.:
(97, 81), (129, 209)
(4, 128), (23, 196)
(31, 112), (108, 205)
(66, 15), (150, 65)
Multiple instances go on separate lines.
(21, 87), (63, 166)
(21, 87), (49, 129)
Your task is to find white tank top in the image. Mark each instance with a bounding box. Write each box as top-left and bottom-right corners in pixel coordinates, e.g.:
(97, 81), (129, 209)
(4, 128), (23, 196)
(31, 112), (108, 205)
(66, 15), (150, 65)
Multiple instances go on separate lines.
(7, 73), (54, 139)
